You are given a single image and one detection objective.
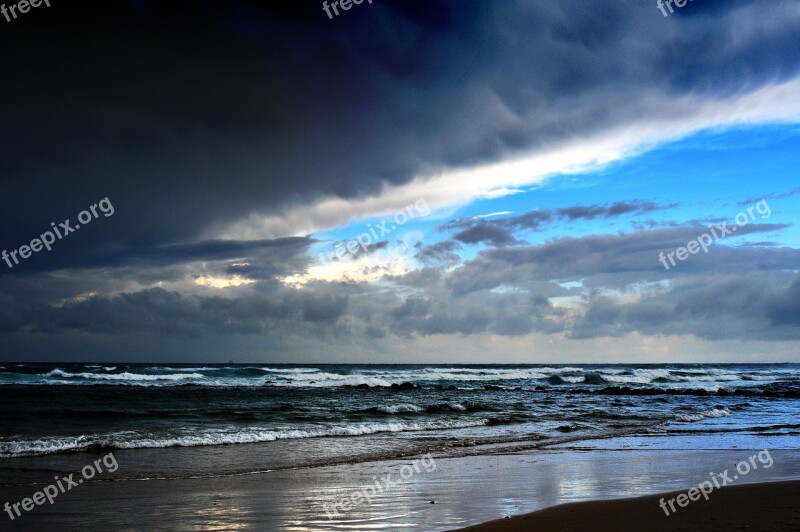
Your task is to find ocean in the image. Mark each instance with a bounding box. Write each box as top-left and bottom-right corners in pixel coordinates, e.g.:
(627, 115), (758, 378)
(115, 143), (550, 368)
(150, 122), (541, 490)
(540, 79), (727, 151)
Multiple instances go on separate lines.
(1, 363), (799, 485)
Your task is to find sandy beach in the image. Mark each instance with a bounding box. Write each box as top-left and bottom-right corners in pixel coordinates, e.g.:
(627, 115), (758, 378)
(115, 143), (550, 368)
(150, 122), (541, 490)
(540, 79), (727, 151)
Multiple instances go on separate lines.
(2, 440), (799, 530)
(459, 480), (800, 531)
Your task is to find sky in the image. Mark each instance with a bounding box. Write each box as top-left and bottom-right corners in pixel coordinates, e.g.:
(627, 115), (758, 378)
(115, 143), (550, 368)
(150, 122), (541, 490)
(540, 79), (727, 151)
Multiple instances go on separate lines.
(1, 0), (799, 363)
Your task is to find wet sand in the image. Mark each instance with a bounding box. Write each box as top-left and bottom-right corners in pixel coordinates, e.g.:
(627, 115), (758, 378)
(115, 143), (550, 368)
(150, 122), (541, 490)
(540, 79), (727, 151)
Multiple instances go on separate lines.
(1, 442), (799, 530)
(458, 480), (800, 531)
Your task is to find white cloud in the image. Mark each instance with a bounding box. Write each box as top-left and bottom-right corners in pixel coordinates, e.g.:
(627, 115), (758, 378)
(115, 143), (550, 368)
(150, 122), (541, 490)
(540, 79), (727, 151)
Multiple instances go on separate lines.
(194, 275), (256, 289)
(214, 78), (800, 242)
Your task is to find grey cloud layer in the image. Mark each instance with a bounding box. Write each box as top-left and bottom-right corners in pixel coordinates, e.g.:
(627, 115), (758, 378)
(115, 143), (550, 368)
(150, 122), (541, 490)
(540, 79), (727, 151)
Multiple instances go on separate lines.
(2, 220), (798, 352)
(440, 200), (675, 247)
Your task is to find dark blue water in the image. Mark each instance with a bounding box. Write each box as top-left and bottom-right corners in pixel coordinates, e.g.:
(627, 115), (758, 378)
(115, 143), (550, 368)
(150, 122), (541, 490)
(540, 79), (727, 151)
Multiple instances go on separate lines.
(1, 364), (798, 482)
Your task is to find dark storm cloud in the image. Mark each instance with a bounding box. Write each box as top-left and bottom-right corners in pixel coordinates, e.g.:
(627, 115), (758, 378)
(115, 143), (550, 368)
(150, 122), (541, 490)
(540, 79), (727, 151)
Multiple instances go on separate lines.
(19, 287), (349, 337)
(385, 289), (568, 338)
(2, 0), (799, 273)
(385, 266), (445, 288)
(135, 238), (312, 266)
(388, 295), (491, 337)
(570, 273), (800, 341)
(766, 275), (800, 327)
(0, 235), (314, 279)
(302, 294), (349, 322)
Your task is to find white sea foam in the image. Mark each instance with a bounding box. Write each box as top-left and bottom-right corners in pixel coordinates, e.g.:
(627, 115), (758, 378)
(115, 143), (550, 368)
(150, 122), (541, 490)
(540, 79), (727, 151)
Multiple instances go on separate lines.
(670, 375), (739, 382)
(676, 413), (705, 422)
(145, 367), (216, 372)
(260, 368), (321, 374)
(377, 404), (425, 414)
(703, 407), (732, 418)
(270, 372), (394, 388)
(602, 375), (655, 384)
(45, 369), (204, 381)
(5, 365), (787, 388)
(675, 407), (731, 422)
(0, 420), (489, 457)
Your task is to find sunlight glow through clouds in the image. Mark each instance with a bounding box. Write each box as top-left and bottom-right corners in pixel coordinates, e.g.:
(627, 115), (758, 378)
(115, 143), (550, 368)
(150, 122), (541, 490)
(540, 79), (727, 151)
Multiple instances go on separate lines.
(193, 275), (256, 288)
(281, 254), (414, 287)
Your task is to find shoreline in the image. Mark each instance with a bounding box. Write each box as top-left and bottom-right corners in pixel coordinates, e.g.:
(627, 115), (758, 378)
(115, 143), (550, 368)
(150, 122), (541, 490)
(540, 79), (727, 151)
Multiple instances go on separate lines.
(1, 442), (799, 530)
(456, 479), (800, 531)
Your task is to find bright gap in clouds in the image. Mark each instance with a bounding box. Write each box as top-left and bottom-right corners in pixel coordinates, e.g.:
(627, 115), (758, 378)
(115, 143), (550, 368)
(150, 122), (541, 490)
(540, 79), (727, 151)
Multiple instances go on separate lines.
(194, 275), (256, 288)
(213, 78), (800, 243)
(280, 122), (800, 287)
